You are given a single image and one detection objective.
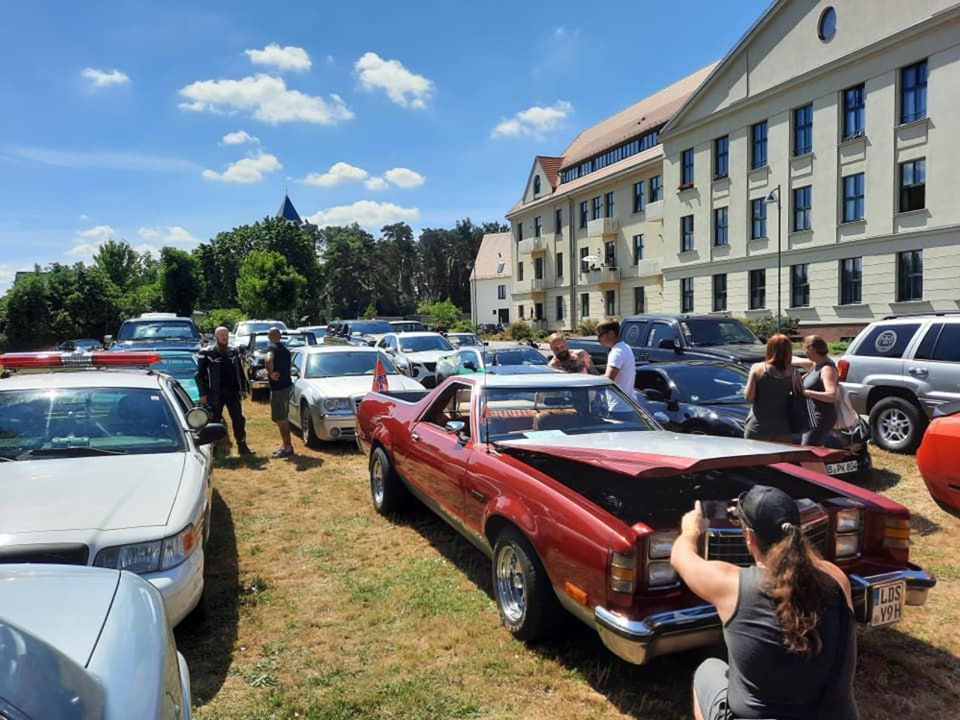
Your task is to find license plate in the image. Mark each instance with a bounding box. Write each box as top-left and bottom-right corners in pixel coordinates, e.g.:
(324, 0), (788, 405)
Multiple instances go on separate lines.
(869, 580), (906, 627)
(826, 460), (859, 475)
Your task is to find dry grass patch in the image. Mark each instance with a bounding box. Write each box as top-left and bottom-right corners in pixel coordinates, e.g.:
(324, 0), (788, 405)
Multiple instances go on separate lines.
(177, 402), (960, 719)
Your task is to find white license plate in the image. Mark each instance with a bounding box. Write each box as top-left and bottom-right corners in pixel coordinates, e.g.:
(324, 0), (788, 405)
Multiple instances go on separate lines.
(826, 460), (859, 475)
(869, 580), (906, 627)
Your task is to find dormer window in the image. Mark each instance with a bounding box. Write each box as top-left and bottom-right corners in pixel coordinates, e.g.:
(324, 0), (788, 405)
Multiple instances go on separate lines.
(533, 175), (542, 196)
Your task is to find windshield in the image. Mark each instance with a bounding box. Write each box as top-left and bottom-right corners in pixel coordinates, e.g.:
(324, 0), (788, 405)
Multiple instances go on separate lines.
(0, 387), (184, 459)
(399, 336), (454, 353)
(668, 365), (748, 404)
(482, 348), (547, 366)
(300, 326), (327, 337)
(481, 385), (655, 442)
(117, 320), (198, 342)
(252, 334), (313, 350)
(150, 354), (198, 379)
(450, 334), (481, 347)
(680, 319), (759, 347)
(305, 352), (399, 378)
(351, 320), (393, 335)
(237, 321), (286, 336)
(391, 321), (426, 332)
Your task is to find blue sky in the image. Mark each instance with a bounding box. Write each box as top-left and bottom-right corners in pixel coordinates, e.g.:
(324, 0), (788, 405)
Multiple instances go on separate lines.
(0, 0), (770, 291)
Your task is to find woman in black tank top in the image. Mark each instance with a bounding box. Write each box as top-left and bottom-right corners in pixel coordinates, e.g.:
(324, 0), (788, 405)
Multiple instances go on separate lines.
(670, 486), (858, 720)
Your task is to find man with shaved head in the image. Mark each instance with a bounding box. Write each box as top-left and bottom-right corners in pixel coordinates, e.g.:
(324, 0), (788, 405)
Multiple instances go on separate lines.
(265, 327), (295, 458)
(196, 326), (253, 455)
(547, 332), (596, 374)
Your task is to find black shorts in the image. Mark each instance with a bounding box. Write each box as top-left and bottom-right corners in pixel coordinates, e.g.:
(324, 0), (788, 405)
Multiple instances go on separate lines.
(694, 658), (734, 720)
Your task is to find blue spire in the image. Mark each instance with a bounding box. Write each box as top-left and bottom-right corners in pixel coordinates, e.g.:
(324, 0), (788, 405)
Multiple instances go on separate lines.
(277, 193), (303, 223)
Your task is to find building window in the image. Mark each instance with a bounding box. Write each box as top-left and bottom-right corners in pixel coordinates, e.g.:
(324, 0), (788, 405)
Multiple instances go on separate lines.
(842, 173), (865, 222)
(681, 215), (695, 252)
(681, 278), (694, 312)
(533, 175), (541, 195)
(517, 261), (524, 281)
(519, 304), (525, 319)
(794, 104), (813, 156)
(556, 295), (564, 320)
(558, 126), (661, 184)
(604, 191), (615, 218)
(839, 257), (862, 305)
(605, 290), (616, 316)
(633, 181), (645, 213)
(818, 6), (837, 41)
(749, 269), (766, 310)
(516, 222), (523, 241)
(580, 247), (589, 274)
(555, 208), (562, 234)
(556, 252), (563, 278)
(714, 135), (729, 178)
(592, 196), (602, 220)
(713, 207), (728, 247)
(533, 257), (543, 280)
(633, 234), (644, 264)
(751, 198), (767, 239)
(497, 284), (506, 300)
(534, 302), (543, 321)
(751, 121), (768, 169)
(897, 250), (923, 302)
(842, 84), (865, 140)
(650, 175), (662, 202)
(791, 264), (810, 308)
(580, 292), (589, 319)
(793, 185), (812, 231)
(901, 60), (928, 124)
(534, 216), (542, 237)
(604, 240), (616, 267)
(680, 148), (694, 187)
(712, 274), (727, 312)
(579, 201), (588, 228)
(899, 159), (926, 212)
(634, 286), (646, 314)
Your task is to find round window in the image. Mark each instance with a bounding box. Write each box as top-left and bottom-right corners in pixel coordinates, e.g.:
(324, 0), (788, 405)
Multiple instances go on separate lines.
(818, 7), (837, 41)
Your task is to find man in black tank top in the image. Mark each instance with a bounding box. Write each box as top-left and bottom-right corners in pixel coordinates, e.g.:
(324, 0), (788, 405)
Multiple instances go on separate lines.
(669, 487), (858, 720)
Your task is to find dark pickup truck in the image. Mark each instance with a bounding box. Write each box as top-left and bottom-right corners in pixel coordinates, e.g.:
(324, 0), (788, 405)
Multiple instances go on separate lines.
(620, 314), (768, 366)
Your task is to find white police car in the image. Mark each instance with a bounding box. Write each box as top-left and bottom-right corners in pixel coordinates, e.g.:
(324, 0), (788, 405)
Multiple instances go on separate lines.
(0, 351), (225, 626)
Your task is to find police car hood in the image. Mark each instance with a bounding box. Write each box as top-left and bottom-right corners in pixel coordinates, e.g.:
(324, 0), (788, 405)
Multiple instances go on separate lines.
(1, 454), (185, 533)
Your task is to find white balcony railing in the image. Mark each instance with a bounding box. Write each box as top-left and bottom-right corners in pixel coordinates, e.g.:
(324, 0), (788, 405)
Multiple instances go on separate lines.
(587, 217), (619, 237)
(530, 278), (547, 292)
(517, 236), (547, 255)
(645, 200), (664, 222)
(584, 266), (621, 285)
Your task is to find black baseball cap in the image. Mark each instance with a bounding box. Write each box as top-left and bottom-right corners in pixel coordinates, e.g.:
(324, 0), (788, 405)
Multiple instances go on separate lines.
(731, 485), (801, 545)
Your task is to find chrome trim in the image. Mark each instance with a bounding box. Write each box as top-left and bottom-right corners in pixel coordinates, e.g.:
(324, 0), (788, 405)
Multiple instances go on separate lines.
(848, 565), (936, 621)
(594, 603), (722, 665)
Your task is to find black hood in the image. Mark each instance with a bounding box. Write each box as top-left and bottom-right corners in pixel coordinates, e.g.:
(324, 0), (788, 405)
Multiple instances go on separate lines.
(698, 402), (750, 424)
(693, 343), (766, 364)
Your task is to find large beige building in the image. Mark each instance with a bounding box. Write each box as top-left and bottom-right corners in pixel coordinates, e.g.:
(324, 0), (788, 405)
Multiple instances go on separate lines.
(506, 0), (960, 339)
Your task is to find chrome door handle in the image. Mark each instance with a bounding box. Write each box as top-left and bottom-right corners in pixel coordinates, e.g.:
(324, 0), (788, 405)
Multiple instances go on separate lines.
(411, 432), (421, 442)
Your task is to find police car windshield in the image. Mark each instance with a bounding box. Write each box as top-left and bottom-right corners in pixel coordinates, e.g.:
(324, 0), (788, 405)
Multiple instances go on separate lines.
(304, 352), (398, 378)
(150, 355), (198, 379)
(0, 388), (184, 459)
(117, 320), (198, 341)
(399, 336), (454, 353)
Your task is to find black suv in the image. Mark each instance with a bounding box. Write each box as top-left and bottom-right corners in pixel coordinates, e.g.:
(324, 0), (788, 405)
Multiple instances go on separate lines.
(619, 314), (767, 366)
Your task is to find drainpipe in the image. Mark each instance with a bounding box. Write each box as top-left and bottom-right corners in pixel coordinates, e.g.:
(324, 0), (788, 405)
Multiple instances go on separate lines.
(569, 198), (576, 332)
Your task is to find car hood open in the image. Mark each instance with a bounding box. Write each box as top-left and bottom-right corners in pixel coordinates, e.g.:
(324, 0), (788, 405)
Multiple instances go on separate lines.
(498, 431), (845, 478)
(1, 454), (186, 533)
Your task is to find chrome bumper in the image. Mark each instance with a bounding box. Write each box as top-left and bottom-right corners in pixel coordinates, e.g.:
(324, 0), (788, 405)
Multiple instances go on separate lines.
(848, 564), (935, 621)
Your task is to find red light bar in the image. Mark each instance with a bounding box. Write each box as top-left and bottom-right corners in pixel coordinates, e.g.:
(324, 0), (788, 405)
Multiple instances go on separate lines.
(0, 352), (162, 369)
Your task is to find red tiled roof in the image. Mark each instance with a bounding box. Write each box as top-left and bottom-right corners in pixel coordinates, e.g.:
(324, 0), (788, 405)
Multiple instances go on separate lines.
(536, 156), (563, 190)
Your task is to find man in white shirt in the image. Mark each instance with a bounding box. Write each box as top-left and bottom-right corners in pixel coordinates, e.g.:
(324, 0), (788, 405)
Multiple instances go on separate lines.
(597, 318), (637, 419)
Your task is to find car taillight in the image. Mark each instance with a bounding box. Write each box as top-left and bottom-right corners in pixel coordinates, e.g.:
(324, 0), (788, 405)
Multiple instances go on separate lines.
(837, 358), (850, 382)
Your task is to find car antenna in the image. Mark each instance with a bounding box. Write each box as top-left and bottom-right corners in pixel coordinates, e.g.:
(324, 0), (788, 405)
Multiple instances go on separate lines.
(482, 337), (491, 454)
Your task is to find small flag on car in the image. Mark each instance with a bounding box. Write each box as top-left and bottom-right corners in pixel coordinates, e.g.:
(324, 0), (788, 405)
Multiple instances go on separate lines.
(373, 355), (389, 392)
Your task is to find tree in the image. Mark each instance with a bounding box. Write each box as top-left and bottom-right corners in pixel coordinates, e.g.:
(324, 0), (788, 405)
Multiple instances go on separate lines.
(93, 240), (142, 291)
(318, 224), (377, 319)
(417, 298), (461, 329)
(236, 250), (305, 320)
(3, 271), (54, 349)
(159, 247), (203, 317)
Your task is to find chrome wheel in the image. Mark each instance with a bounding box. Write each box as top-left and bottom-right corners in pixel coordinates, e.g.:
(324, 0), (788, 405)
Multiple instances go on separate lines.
(878, 408), (911, 445)
(371, 454), (385, 508)
(496, 544), (526, 624)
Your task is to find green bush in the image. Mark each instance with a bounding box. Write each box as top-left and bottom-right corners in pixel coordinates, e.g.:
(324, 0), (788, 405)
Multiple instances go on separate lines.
(532, 329), (549, 341)
(200, 308), (246, 333)
(417, 298), (461, 329)
(450, 319), (477, 332)
(828, 340), (850, 355)
(576, 318), (599, 336)
(742, 314), (799, 340)
(506, 321), (532, 341)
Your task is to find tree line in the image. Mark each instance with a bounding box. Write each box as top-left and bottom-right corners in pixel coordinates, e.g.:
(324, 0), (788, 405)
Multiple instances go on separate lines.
(0, 217), (507, 351)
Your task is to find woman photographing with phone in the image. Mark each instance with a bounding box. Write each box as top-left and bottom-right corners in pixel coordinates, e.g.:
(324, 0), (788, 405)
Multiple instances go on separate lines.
(670, 488), (858, 720)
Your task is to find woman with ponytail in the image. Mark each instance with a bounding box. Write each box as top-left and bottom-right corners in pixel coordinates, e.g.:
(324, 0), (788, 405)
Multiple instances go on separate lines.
(670, 486), (858, 720)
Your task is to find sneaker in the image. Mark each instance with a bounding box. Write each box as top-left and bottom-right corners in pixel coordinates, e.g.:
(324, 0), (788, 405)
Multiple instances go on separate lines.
(271, 447), (294, 458)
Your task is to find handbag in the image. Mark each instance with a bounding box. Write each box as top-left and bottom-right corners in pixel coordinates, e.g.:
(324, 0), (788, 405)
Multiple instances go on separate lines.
(788, 369), (813, 434)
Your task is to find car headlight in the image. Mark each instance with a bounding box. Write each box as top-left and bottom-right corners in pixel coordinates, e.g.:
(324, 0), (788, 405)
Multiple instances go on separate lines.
(323, 397), (352, 412)
(648, 530), (679, 559)
(836, 508), (862, 533)
(648, 561), (678, 587)
(834, 533), (860, 559)
(94, 524), (199, 574)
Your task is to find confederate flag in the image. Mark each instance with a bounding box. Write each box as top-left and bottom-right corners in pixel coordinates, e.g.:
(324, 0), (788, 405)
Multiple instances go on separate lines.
(372, 354), (389, 392)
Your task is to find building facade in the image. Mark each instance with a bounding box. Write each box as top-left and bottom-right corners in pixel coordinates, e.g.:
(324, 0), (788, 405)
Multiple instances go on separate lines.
(660, 0), (960, 338)
(469, 232), (513, 327)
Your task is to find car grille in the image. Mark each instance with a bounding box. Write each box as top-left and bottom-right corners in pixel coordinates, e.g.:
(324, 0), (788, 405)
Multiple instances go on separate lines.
(0, 543), (89, 565)
(705, 517), (829, 566)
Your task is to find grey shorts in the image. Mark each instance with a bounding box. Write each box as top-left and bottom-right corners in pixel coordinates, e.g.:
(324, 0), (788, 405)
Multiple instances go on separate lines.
(270, 386), (292, 422)
(694, 658), (734, 720)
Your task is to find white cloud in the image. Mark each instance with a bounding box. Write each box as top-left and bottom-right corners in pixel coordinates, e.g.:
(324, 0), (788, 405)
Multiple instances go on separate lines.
(137, 226), (199, 245)
(3, 145), (200, 173)
(0, 264), (16, 294)
(491, 100), (573, 139)
(82, 67), (130, 89)
(245, 43), (312, 72)
(66, 225), (118, 259)
(384, 167), (425, 189)
(221, 130), (260, 145)
(79, 213), (89, 220)
(306, 200), (419, 229)
(364, 176), (387, 191)
(299, 161), (368, 187)
(202, 151), (282, 183)
(178, 74), (354, 125)
(354, 52), (433, 109)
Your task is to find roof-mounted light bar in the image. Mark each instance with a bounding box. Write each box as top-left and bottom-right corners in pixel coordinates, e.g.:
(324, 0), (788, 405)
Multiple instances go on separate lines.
(0, 352), (162, 370)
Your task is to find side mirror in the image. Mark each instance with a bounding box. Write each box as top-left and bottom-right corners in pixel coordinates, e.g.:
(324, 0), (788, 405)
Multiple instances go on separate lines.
(290, 366), (300, 378)
(757, 335), (767, 344)
(445, 420), (465, 434)
(462, 360), (477, 371)
(196, 423), (227, 446)
(186, 406), (211, 430)
(103, 335), (113, 345)
(643, 388), (665, 402)
(653, 411), (670, 424)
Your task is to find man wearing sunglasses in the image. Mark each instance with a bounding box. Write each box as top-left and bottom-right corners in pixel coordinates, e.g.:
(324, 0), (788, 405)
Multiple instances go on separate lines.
(595, 319), (637, 420)
(670, 487), (857, 720)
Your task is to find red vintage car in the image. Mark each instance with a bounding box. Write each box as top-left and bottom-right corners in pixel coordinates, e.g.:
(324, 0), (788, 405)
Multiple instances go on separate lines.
(356, 373), (934, 664)
(917, 400), (960, 514)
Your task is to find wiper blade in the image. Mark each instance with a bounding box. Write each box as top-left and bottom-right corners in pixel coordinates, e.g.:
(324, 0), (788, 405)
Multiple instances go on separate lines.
(17, 446), (128, 460)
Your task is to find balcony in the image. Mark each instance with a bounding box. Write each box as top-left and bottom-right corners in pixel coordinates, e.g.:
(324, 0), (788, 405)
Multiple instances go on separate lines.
(621, 257), (663, 279)
(584, 266), (621, 287)
(645, 200), (664, 222)
(530, 278), (547, 295)
(511, 279), (531, 296)
(517, 236), (547, 255)
(587, 217), (619, 237)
